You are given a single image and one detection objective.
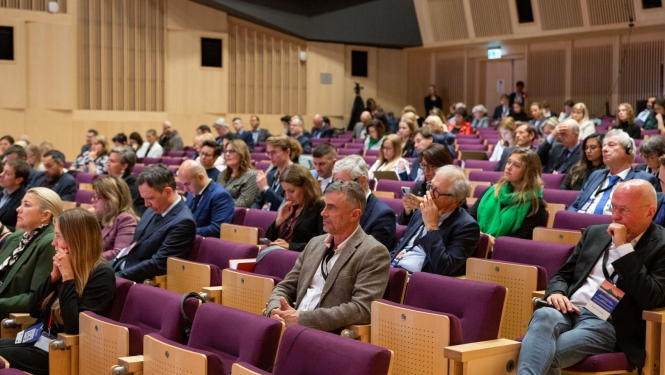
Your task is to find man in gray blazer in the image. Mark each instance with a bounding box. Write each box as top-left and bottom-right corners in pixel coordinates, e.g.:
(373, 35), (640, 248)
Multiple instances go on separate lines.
(265, 180), (390, 332)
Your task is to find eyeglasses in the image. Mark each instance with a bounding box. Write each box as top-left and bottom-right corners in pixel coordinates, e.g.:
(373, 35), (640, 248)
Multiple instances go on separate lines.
(381, 147), (394, 151)
(426, 182), (453, 199)
(640, 153), (656, 160)
(91, 193), (102, 203)
(608, 204), (650, 215)
(224, 149), (237, 155)
(266, 151), (282, 157)
(199, 152), (213, 158)
(420, 163), (438, 171)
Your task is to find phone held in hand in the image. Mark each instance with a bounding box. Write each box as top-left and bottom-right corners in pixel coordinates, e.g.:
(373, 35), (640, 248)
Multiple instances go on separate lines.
(401, 186), (411, 196)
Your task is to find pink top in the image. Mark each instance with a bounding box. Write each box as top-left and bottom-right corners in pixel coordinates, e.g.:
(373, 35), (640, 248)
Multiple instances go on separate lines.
(101, 212), (138, 260)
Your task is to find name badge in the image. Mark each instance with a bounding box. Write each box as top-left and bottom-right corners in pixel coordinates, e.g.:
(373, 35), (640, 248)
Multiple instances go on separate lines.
(585, 280), (625, 320)
(15, 322), (43, 344)
(34, 332), (53, 352)
(579, 198), (594, 213)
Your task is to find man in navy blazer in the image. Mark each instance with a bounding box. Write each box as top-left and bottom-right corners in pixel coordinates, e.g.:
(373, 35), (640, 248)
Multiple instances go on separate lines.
(179, 160), (234, 238)
(332, 155), (395, 250)
(400, 128), (435, 181)
(493, 124), (538, 172)
(113, 164), (196, 283)
(2, 145), (44, 188)
(232, 118), (255, 152)
(31, 150), (76, 202)
(569, 129), (660, 214)
(0, 160), (29, 232)
(251, 167), (285, 211)
(537, 119), (583, 174)
(390, 165), (479, 276)
(289, 115), (312, 154)
(492, 94), (511, 121)
(311, 114), (334, 139)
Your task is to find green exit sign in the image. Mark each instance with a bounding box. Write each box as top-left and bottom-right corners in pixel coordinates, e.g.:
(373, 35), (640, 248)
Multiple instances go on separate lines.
(488, 48), (501, 59)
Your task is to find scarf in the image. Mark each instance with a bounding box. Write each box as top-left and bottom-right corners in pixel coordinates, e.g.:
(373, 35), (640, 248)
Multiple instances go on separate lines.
(477, 184), (541, 237)
(0, 224), (48, 274)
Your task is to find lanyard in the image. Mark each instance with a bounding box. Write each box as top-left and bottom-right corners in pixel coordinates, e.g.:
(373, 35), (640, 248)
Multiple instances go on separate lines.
(601, 246), (618, 284)
(593, 173), (621, 197)
(320, 239), (335, 280)
(47, 313), (54, 336)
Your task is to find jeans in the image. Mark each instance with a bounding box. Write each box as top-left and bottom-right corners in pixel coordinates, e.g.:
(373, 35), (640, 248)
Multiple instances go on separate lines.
(516, 307), (617, 375)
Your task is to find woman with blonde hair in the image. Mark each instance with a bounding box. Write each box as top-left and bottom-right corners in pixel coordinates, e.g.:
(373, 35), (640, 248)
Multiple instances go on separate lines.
(398, 118), (416, 157)
(218, 139), (260, 208)
(0, 208), (115, 375)
(25, 144), (44, 171)
(265, 164), (324, 252)
(424, 115), (446, 135)
(71, 134), (110, 174)
(369, 134), (410, 180)
(92, 175), (138, 260)
(489, 118), (516, 162)
(615, 103), (641, 139)
(470, 148), (548, 247)
(0, 187), (62, 319)
(570, 102), (596, 139)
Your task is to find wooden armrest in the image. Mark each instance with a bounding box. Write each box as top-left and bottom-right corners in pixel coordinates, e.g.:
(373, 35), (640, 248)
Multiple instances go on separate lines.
(1, 314), (36, 338)
(201, 286), (223, 304)
(446, 338), (521, 374)
(117, 355), (144, 373)
(144, 275), (167, 288)
(56, 333), (79, 347)
(532, 290), (545, 299)
(231, 363), (264, 375)
(8, 313), (36, 325)
(341, 324), (371, 343)
(445, 339), (521, 362)
(643, 308), (665, 323)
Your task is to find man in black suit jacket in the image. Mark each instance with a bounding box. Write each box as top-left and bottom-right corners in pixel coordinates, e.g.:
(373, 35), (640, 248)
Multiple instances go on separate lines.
(249, 115), (272, 144)
(390, 165), (479, 276)
(537, 119), (582, 174)
(492, 94), (511, 121)
(31, 150), (76, 202)
(232, 118), (255, 152)
(311, 114), (334, 139)
(112, 164), (196, 283)
(251, 167), (285, 211)
(2, 145), (44, 188)
(332, 155), (396, 250)
(518, 180), (665, 373)
(0, 160), (29, 231)
(289, 115), (312, 154)
(494, 123), (538, 172)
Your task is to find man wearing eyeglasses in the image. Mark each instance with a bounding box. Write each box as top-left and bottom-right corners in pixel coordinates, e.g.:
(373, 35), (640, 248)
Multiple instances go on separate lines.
(390, 165), (479, 276)
(537, 119), (583, 174)
(517, 179), (665, 374)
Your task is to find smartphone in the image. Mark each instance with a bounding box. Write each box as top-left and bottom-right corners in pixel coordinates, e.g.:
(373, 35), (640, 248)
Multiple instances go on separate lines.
(401, 186), (411, 196)
(259, 238), (271, 245)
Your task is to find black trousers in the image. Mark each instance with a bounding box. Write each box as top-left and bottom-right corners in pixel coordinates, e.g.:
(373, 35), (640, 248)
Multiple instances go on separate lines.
(0, 337), (49, 375)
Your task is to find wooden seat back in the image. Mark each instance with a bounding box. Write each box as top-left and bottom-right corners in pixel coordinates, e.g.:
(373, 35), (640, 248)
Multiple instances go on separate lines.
(221, 269), (274, 315)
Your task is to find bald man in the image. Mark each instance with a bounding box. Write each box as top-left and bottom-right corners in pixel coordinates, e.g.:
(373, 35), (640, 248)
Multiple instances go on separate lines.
(159, 120), (184, 151)
(517, 180), (665, 374)
(353, 111), (372, 139)
(311, 114), (334, 139)
(178, 160), (234, 238)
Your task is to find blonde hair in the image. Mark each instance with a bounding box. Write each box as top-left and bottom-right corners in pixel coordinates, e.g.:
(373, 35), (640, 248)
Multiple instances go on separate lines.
(266, 134), (302, 161)
(425, 115), (445, 134)
(618, 103), (635, 125)
(572, 102), (590, 124)
(378, 134), (403, 169)
(25, 144), (42, 169)
(93, 175), (138, 226)
(26, 187), (63, 225)
(493, 149), (543, 216)
(92, 135), (110, 156)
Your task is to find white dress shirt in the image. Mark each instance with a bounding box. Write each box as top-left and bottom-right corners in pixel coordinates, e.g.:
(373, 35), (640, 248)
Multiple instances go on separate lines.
(581, 168), (630, 215)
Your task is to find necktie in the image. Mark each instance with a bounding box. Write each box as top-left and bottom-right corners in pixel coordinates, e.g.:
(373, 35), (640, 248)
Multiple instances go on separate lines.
(593, 176), (621, 214)
(192, 194), (202, 212)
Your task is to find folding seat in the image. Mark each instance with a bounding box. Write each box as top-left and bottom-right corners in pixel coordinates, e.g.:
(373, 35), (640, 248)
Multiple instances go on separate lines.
(375, 180), (416, 198)
(456, 144), (489, 152)
(552, 210), (613, 231)
(362, 155), (377, 166)
(463, 159), (498, 171)
(330, 141), (346, 148)
(532, 227), (582, 245)
(455, 138), (484, 145)
(232, 326), (393, 375)
(253, 145), (266, 153)
(255, 161), (271, 172)
(311, 137), (331, 145)
(142, 157), (161, 165)
(350, 138), (365, 144)
(377, 196), (403, 216)
(250, 152), (269, 162)
(546, 204), (567, 228)
(338, 148), (362, 156)
(541, 173), (566, 189)
(373, 190), (395, 198)
(467, 170), (502, 184)
(117, 303), (283, 375)
(364, 149), (380, 157)
(244, 208), (278, 238)
(131, 165), (147, 175)
(232, 207), (247, 225)
(164, 151), (186, 157)
(74, 189), (93, 206)
(395, 225), (407, 246)
(471, 182), (490, 198)
(634, 154), (645, 164)
(542, 188), (579, 207)
(643, 129), (659, 138)
(161, 157), (183, 166)
(456, 134), (480, 139)
(74, 173), (102, 185)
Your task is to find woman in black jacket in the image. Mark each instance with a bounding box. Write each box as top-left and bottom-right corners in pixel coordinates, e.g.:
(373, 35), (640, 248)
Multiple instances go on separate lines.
(0, 208), (115, 375)
(266, 164), (325, 252)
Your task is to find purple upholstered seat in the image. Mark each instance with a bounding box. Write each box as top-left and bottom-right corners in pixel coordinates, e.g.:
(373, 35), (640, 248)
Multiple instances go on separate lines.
(75, 173), (103, 185)
(456, 138), (484, 144)
(468, 171), (503, 184)
(473, 184), (490, 198)
(311, 138), (331, 145)
(457, 144), (489, 152)
(383, 267), (408, 303)
(109, 277), (135, 322)
(552, 211), (613, 231)
(0, 369), (27, 374)
(232, 207), (247, 225)
(643, 129), (660, 138)
(196, 237), (259, 286)
(542, 188), (579, 207)
(331, 141), (346, 148)
(493, 237), (574, 289)
(365, 149), (380, 157)
(254, 249), (300, 283)
(253, 145), (266, 153)
(377, 197), (403, 216)
(161, 157), (184, 166)
(345, 143), (365, 149)
(164, 151), (186, 157)
(564, 352), (633, 372)
(540, 173), (565, 189)
(395, 225), (407, 245)
(255, 161), (271, 172)
(350, 138), (365, 144)
(75, 189), (94, 205)
(463, 159), (498, 171)
(456, 134), (480, 139)
(338, 148), (363, 156)
(471, 233), (490, 259)
(363, 156), (378, 166)
(186, 235), (204, 262)
(402, 273), (506, 345)
(375, 180), (416, 199)
(132, 165), (147, 175)
(244, 209), (278, 238)
(250, 153), (269, 162)
(236, 325), (393, 375)
(142, 157), (161, 165)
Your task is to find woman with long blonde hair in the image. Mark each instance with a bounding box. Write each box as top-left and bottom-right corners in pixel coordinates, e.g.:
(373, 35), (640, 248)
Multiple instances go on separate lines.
(0, 208), (115, 375)
(368, 134), (410, 180)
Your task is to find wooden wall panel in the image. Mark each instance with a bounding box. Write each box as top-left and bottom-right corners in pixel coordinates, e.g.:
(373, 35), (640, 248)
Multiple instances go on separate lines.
(306, 42), (345, 117)
(527, 49), (566, 113)
(0, 0), (67, 13)
(344, 45), (377, 122)
(537, 0), (583, 31)
(586, 0), (635, 26)
(166, 0), (227, 33)
(376, 48), (408, 118)
(571, 45), (613, 118)
(407, 50), (433, 116)
(434, 55), (465, 113)
(426, 0), (468, 42)
(469, 0), (512, 37)
(619, 40), (665, 109)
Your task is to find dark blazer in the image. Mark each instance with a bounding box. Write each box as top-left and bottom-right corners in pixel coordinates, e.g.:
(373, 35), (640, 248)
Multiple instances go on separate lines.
(311, 125), (334, 139)
(509, 92), (525, 107)
(432, 133), (456, 159)
(253, 128), (272, 143)
(424, 95), (443, 114)
(559, 164), (606, 190)
(122, 173), (145, 216)
(615, 122), (641, 139)
(509, 111), (529, 123)
(546, 223), (665, 369)
(236, 130), (255, 152)
(251, 168), (284, 211)
(469, 191), (548, 240)
(266, 200), (325, 252)
(185, 181), (234, 238)
(26, 168), (44, 189)
(399, 158), (422, 182)
(295, 134), (312, 154)
(398, 181), (427, 225)
(493, 105), (510, 120)
(360, 193), (396, 251)
(390, 207), (479, 276)
(402, 139), (415, 158)
(115, 199), (196, 282)
(31, 172), (77, 202)
(568, 168), (660, 212)
(0, 187), (25, 232)
(537, 141), (582, 174)
(493, 146), (537, 172)
(0, 226), (55, 319)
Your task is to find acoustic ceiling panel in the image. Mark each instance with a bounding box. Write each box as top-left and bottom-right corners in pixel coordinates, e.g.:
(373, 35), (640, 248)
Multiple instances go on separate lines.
(427, 0), (469, 42)
(469, 0), (513, 37)
(538, 0), (584, 30)
(587, 0), (635, 26)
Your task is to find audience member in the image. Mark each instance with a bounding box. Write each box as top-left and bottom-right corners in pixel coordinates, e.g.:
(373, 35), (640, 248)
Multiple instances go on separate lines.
(353, 111), (372, 139)
(655, 96), (665, 134)
(492, 94), (511, 122)
(198, 140), (223, 181)
(517, 180), (664, 374)
(0, 160), (30, 231)
(0, 187), (61, 319)
(403, 105), (424, 127)
(0, 136), (14, 155)
(71, 134), (110, 174)
(32, 150), (76, 202)
(537, 119), (582, 174)
(560, 133), (605, 190)
(265, 179), (390, 332)
(136, 129), (164, 158)
(128, 132), (143, 152)
(570, 102), (596, 139)
(280, 115), (292, 136)
(399, 143), (453, 225)
(509, 81), (526, 106)
(397, 118), (416, 158)
(471, 105), (490, 128)
(636, 96), (657, 129)
(112, 133), (128, 147)
(311, 114), (334, 139)
(311, 143), (337, 192)
(448, 108), (473, 135)
(332, 155), (395, 250)
(196, 124), (211, 135)
(373, 111), (393, 135)
(249, 115), (272, 143)
(213, 117), (232, 145)
(510, 102), (529, 123)
(25, 145), (43, 171)
(38, 141), (53, 157)
(558, 99), (575, 122)
(363, 119), (386, 151)
(217, 139), (259, 208)
(159, 121), (184, 151)
(368, 134), (409, 180)
(636, 135), (665, 177)
(424, 85), (443, 114)
(615, 103), (641, 139)
(112, 164), (196, 282)
(470, 148), (548, 246)
(289, 115), (312, 154)
(3, 145), (44, 189)
(252, 135), (294, 211)
(107, 146), (145, 215)
(401, 128), (436, 182)
(423, 115), (456, 156)
(179, 160), (233, 238)
(489, 117), (516, 162)
(92, 175), (138, 260)
(529, 102), (546, 134)
(0, 208), (115, 375)
(232, 117), (255, 152)
(391, 165), (478, 275)
(541, 100), (555, 118)
(79, 129), (97, 155)
(494, 123), (538, 172)
(569, 129), (659, 213)
(265, 164), (324, 252)
(538, 117), (558, 144)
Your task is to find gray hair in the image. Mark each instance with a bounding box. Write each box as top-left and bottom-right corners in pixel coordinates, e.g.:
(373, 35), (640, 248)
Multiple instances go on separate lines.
(213, 117), (229, 128)
(472, 104), (487, 115)
(605, 129), (636, 159)
(332, 155), (369, 189)
(434, 165), (470, 204)
(290, 115), (305, 126)
(111, 146), (137, 172)
(325, 180), (367, 212)
(562, 119), (580, 134)
(639, 135), (665, 158)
